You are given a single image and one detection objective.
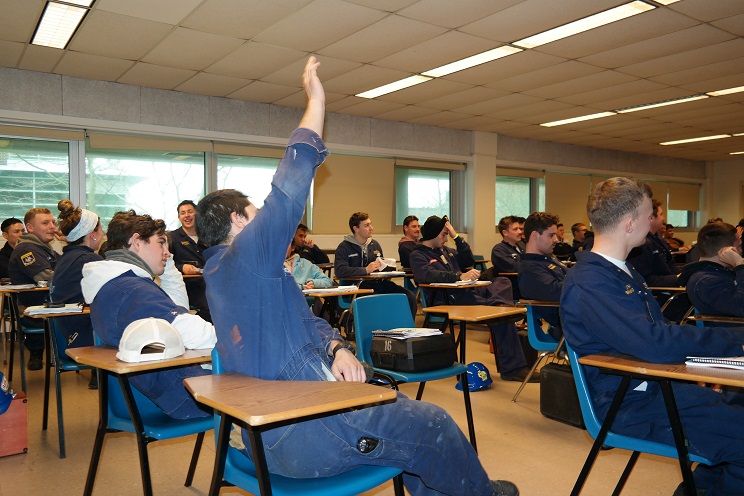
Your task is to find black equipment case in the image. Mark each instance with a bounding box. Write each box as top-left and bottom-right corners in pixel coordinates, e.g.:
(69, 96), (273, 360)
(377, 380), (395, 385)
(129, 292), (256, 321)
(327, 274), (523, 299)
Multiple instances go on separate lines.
(539, 362), (585, 429)
(370, 334), (457, 373)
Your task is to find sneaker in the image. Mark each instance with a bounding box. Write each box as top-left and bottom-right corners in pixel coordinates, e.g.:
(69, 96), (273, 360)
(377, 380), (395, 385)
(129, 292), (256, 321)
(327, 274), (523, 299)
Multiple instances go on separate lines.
(88, 370), (98, 390)
(491, 479), (519, 496)
(28, 351), (43, 371)
(500, 367), (540, 383)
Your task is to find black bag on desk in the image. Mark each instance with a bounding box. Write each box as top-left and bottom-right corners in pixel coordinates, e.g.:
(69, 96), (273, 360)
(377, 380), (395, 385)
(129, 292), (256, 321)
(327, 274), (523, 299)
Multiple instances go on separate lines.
(370, 334), (457, 372)
(539, 362), (585, 429)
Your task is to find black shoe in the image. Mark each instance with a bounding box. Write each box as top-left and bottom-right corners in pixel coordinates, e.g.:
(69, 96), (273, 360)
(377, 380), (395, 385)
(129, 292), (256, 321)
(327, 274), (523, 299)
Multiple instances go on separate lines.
(491, 480), (519, 496)
(672, 483), (707, 496)
(88, 370), (98, 390)
(28, 351), (43, 371)
(500, 367), (539, 383)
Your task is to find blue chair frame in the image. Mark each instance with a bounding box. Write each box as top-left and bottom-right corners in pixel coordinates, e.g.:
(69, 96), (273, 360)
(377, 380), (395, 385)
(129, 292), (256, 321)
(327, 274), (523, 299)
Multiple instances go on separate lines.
(83, 335), (213, 496)
(566, 345), (711, 495)
(42, 317), (95, 458)
(511, 301), (563, 402)
(352, 294), (477, 450)
(208, 348), (405, 496)
(6, 292), (44, 392)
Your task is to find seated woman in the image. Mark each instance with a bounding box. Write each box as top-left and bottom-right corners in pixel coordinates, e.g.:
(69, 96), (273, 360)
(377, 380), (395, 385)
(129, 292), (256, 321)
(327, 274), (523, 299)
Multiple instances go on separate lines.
(81, 210), (216, 419)
(285, 243), (332, 316)
(51, 200), (104, 387)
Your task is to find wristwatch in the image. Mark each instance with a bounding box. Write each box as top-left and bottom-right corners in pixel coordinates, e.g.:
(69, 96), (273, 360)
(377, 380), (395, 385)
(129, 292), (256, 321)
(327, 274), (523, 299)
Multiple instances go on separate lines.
(332, 341), (355, 357)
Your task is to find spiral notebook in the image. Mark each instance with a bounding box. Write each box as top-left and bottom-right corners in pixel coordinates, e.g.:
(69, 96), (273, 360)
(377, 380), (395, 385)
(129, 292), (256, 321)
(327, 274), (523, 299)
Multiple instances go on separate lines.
(685, 356), (744, 371)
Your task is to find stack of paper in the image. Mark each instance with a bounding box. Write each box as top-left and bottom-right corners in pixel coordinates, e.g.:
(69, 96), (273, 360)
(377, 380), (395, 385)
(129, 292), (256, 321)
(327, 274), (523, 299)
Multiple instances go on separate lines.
(302, 285), (359, 295)
(428, 280), (490, 287)
(372, 328), (443, 340)
(686, 356), (744, 371)
(25, 304), (84, 315)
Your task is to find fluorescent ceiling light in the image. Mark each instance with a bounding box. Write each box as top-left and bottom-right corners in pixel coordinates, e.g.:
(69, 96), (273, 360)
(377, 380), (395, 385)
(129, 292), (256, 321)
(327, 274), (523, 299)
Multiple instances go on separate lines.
(356, 75), (432, 99)
(707, 85), (744, 97)
(32, 1), (91, 49)
(730, 151), (744, 155)
(733, 132), (744, 137)
(422, 46), (522, 78)
(660, 135), (730, 145)
(514, 1), (654, 49)
(63, 0), (94, 6)
(617, 95), (709, 113)
(541, 112), (616, 127)
(654, 0), (682, 5)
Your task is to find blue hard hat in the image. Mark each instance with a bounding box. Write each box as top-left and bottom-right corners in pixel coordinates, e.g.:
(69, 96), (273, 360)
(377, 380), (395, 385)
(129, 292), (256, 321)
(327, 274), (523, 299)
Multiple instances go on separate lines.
(0, 372), (12, 415)
(455, 362), (493, 391)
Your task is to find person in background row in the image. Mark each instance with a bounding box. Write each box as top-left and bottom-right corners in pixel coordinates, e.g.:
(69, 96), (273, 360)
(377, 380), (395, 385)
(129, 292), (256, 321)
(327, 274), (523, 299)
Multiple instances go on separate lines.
(8, 207), (59, 370)
(168, 200), (211, 322)
(292, 223), (330, 265)
(664, 223), (687, 251)
(570, 222), (588, 255)
(397, 214), (420, 268)
(491, 215), (523, 274)
(627, 198), (680, 287)
(0, 217), (24, 279)
(50, 200), (104, 388)
(285, 242), (332, 291)
(551, 222), (573, 261)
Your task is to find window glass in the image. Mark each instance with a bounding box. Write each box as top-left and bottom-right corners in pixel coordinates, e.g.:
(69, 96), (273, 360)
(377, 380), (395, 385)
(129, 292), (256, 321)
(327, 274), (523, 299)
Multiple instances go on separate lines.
(666, 210), (690, 229)
(395, 168), (450, 224)
(85, 147), (205, 229)
(495, 176), (531, 221)
(217, 155), (279, 209)
(0, 137), (70, 221)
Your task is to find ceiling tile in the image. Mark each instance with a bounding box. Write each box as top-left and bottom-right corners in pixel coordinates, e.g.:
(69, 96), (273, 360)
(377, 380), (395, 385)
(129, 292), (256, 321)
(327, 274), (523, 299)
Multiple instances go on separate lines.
(142, 27), (245, 71)
(0, 41), (24, 68)
(228, 80), (299, 103)
(0, 0), (44, 43)
(323, 64), (411, 95)
(556, 79), (669, 106)
(486, 60), (604, 93)
(346, 0), (419, 11)
(175, 73), (249, 97)
(261, 55), (363, 87)
(618, 39), (744, 79)
(410, 110), (473, 126)
(458, 93), (544, 116)
(54, 51), (133, 81)
(373, 31), (496, 74)
(648, 56), (744, 87)
(118, 62), (196, 89)
(491, 100), (575, 121)
(680, 75), (744, 95)
(668, 0), (744, 22)
(459, 0), (626, 44)
(711, 12), (744, 36)
(440, 49), (566, 86)
(444, 115), (504, 131)
(69, 10), (173, 60)
(318, 14), (446, 64)
(416, 86), (510, 112)
(337, 99), (405, 117)
(205, 42), (307, 80)
(17, 44), (64, 72)
(182, 0), (312, 39)
(375, 105), (440, 122)
(522, 70), (636, 100)
(516, 104), (616, 125)
(95, 0), (202, 25)
(252, 0), (387, 52)
(397, 0), (522, 29)
(376, 78), (473, 105)
(325, 95), (366, 112)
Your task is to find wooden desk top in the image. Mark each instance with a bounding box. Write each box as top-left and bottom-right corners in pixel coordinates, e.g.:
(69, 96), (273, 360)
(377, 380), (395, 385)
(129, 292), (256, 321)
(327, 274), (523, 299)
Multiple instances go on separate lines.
(517, 299), (560, 308)
(579, 354), (744, 388)
(688, 314), (744, 325)
(342, 272), (406, 281)
(648, 286), (685, 293)
(182, 273), (203, 279)
(423, 305), (525, 322)
(184, 373), (397, 427)
(66, 346), (212, 374)
(0, 285), (50, 294)
(418, 281), (490, 289)
(303, 288), (374, 298)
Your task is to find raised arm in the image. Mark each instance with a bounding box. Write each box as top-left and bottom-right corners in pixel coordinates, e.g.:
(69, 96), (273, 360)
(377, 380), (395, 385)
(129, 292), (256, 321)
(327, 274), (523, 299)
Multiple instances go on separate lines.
(298, 56), (325, 136)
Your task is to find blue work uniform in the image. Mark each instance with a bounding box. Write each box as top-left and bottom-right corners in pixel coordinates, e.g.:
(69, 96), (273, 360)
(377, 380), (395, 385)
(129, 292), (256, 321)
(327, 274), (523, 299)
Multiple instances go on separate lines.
(518, 253), (566, 338)
(168, 227), (211, 322)
(680, 261), (744, 319)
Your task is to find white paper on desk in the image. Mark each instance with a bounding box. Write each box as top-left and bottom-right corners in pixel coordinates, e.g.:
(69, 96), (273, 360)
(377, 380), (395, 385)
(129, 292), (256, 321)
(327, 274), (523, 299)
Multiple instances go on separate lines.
(0, 284), (37, 290)
(428, 280), (490, 287)
(367, 271), (406, 277)
(372, 328), (443, 339)
(377, 257), (397, 270)
(686, 356), (744, 371)
(302, 285), (358, 294)
(25, 304), (83, 315)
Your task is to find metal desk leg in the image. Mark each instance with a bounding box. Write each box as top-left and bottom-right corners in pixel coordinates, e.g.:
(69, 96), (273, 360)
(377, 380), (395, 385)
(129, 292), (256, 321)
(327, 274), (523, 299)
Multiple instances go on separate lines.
(84, 369), (110, 496)
(118, 374), (153, 496)
(42, 319), (51, 431)
(570, 375), (632, 496)
(208, 411), (232, 496)
(659, 380), (697, 496)
(247, 427), (272, 496)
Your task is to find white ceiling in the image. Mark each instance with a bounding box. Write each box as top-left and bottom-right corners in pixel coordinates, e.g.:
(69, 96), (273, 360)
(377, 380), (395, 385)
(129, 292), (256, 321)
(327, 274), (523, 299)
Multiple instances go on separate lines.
(1, 0), (743, 161)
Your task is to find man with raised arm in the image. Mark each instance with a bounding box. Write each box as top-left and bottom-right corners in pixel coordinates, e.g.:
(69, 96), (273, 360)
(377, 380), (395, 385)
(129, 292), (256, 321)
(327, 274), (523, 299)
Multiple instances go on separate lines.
(560, 177), (744, 495)
(196, 57), (518, 496)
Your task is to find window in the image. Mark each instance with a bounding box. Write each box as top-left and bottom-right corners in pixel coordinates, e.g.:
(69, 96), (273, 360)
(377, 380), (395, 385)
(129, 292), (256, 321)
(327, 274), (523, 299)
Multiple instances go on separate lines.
(216, 155), (279, 209)
(85, 147), (205, 230)
(395, 168), (450, 225)
(0, 137), (70, 221)
(666, 210), (691, 229)
(495, 176), (536, 222)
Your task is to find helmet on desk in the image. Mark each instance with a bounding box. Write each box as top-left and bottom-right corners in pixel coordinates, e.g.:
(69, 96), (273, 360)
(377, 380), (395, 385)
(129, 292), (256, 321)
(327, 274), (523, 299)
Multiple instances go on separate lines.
(455, 362), (493, 391)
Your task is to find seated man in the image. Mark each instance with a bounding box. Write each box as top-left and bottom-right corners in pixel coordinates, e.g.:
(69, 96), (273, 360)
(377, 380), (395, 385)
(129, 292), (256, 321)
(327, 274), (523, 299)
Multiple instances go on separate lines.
(679, 222), (744, 318)
(560, 177), (744, 495)
(627, 198), (680, 287)
(551, 222), (573, 261)
(292, 223), (330, 264)
(81, 210), (216, 419)
(664, 223), (687, 251)
(491, 215), (523, 274)
(196, 57), (517, 496)
(518, 212), (566, 339)
(334, 212), (416, 317)
(410, 215), (536, 383)
(8, 208), (59, 370)
(398, 214), (420, 268)
(570, 222), (588, 255)
(0, 217), (23, 279)
(168, 200), (211, 322)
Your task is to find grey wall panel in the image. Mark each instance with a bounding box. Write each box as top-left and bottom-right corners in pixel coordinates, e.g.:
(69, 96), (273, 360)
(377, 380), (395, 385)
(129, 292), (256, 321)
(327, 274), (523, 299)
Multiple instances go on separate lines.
(63, 76), (140, 123)
(0, 68), (62, 115)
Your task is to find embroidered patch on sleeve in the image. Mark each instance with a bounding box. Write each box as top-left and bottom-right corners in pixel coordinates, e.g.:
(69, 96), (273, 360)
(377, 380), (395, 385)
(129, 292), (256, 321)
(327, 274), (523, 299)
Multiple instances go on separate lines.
(21, 251), (36, 266)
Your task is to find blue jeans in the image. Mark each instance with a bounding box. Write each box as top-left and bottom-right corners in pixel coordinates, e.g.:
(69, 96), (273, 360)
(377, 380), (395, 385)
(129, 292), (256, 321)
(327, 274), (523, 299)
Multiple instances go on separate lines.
(243, 393), (493, 496)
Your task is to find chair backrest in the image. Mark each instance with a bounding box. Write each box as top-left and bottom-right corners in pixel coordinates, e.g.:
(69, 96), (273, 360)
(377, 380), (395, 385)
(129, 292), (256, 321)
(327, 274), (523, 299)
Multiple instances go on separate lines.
(525, 304), (560, 352)
(418, 286), (445, 323)
(49, 318), (91, 370)
(352, 294), (415, 364)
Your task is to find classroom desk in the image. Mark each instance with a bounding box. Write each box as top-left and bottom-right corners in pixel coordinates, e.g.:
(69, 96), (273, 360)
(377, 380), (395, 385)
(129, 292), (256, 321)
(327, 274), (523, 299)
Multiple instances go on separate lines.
(1, 285), (49, 382)
(66, 346), (212, 496)
(182, 273), (203, 279)
(574, 354), (744, 496)
(417, 281), (491, 327)
(302, 287), (373, 329)
(687, 314), (744, 326)
(184, 373), (398, 496)
(339, 271), (407, 282)
(317, 262), (333, 277)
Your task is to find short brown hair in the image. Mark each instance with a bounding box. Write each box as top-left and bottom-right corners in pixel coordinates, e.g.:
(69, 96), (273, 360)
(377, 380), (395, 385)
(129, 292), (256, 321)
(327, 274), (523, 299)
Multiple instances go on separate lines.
(497, 215), (521, 237)
(106, 210), (166, 250)
(24, 207), (52, 225)
(524, 212), (559, 241)
(697, 222), (737, 258)
(349, 212), (369, 233)
(587, 177), (653, 234)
